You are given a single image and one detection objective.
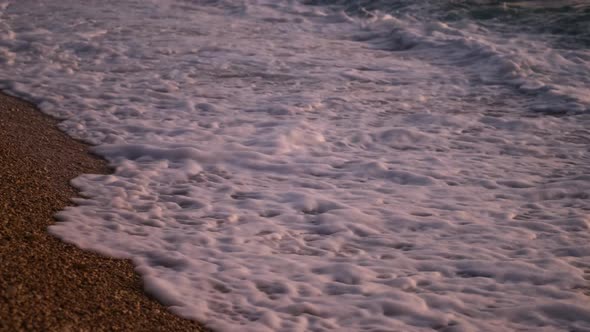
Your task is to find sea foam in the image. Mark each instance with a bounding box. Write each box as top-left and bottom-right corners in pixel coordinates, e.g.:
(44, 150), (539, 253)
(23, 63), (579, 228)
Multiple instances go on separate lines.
(1, 0), (589, 331)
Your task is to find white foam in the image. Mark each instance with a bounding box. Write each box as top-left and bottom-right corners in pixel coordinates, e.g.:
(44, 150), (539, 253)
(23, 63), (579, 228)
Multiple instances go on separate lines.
(353, 11), (590, 114)
(1, 0), (590, 331)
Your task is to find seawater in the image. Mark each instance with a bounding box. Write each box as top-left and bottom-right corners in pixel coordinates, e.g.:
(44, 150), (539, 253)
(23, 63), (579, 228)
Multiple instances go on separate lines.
(0, 0), (589, 331)
(308, 0), (590, 113)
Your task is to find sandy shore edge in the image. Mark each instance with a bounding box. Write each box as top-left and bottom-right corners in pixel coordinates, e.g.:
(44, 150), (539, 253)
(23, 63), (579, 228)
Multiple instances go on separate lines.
(0, 91), (210, 331)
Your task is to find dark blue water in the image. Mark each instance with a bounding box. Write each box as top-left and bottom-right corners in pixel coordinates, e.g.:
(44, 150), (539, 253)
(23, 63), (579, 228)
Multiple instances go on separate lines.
(304, 0), (590, 49)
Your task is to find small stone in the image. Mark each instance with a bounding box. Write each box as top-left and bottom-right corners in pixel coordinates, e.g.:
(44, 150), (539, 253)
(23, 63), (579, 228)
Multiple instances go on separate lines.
(6, 285), (19, 298)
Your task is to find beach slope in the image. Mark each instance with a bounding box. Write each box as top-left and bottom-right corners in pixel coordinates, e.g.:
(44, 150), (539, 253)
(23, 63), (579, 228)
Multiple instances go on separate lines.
(0, 92), (209, 331)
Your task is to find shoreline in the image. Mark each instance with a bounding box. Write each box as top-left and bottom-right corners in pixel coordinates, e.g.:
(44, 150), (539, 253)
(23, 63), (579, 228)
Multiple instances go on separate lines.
(0, 91), (209, 331)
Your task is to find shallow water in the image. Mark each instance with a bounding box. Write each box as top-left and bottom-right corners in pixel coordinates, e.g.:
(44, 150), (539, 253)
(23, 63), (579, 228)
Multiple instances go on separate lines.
(0, 0), (589, 331)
